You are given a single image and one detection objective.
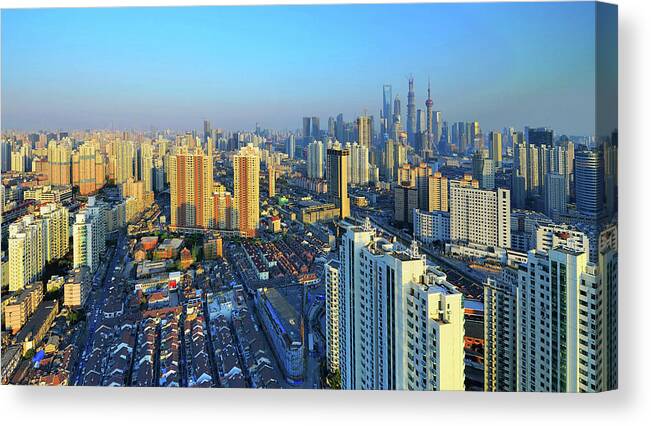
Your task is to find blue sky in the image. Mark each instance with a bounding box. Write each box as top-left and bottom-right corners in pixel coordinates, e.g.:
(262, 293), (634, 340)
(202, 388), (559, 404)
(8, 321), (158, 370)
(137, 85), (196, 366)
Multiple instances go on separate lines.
(1, 2), (599, 135)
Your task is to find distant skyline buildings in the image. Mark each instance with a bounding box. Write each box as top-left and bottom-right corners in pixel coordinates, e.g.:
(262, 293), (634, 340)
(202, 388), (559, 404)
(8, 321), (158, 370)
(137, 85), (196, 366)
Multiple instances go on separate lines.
(1, 3), (603, 135)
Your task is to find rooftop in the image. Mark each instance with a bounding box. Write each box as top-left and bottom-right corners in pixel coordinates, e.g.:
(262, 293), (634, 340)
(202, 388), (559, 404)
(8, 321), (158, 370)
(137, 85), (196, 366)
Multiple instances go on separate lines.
(257, 288), (302, 345)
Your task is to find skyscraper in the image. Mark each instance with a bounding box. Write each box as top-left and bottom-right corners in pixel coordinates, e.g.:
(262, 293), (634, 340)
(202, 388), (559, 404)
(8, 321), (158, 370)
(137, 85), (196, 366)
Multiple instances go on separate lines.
(76, 143), (106, 196)
(518, 247), (607, 392)
(327, 116), (336, 138)
(527, 127), (553, 147)
(393, 184), (418, 226)
(336, 221), (465, 390)
(544, 173), (567, 221)
(213, 184), (234, 230)
(484, 267), (519, 392)
(203, 119), (211, 147)
(73, 197), (106, 273)
(111, 140), (134, 185)
(311, 116), (320, 141)
(356, 116), (371, 148)
(472, 150), (495, 190)
(307, 140), (324, 179)
(47, 140), (72, 186)
(286, 134), (296, 159)
(382, 84), (392, 137)
(268, 166), (276, 198)
(392, 94), (402, 133)
(0, 140), (11, 172)
(347, 142), (369, 186)
(326, 144), (350, 219)
(335, 113), (345, 143)
(8, 215), (46, 292)
(302, 117), (312, 144)
(233, 144), (260, 237)
(324, 259), (341, 374)
(575, 150), (605, 219)
(489, 131), (503, 167)
(39, 203), (69, 262)
(415, 162), (432, 211)
(428, 171), (449, 212)
(407, 77), (416, 146)
(484, 221), (617, 393)
(140, 141), (154, 193)
(169, 147), (215, 230)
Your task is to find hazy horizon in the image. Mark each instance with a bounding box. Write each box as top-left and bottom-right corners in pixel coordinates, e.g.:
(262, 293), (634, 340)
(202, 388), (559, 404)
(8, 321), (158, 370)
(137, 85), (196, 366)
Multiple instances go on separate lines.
(2, 3), (599, 135)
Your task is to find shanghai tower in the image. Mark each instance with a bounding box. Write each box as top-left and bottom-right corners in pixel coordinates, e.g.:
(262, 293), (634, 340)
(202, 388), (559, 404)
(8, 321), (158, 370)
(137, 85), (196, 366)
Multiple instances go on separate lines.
(407, 77), (416, 146)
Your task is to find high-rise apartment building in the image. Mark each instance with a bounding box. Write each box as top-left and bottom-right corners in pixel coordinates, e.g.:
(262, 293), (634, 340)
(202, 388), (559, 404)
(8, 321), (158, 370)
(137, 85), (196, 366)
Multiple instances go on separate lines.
(535, 224), (590, 255)
(139, 142), (154, 193)
(449, 176), (510, 248)
(233, 144), (260, 237)
(484, 267), (519, 392)
(347, 142), (369, 186)
(544, 173), (567, 220)
(484, 238), (618, 393)
(428, 171), (448, 212)
(336, 221), (465, 390)
(324, 259), (341, 374)
(112, 140), (135, 185)
(39, 203), (69, 262)
(169, 147), (215, 231)
(519, 248), (602, 392)
(394, 184), (418, 226)
(472, 149), (495, 190)
(8, 216), (46, 292)
(213, 184), (235, 231)
(47, 140), (72, 186)
(268, 166), (276, 197)
(73, 197), (107, 273)
(71, 142), (105, 196)
(307, 140), (324, 179)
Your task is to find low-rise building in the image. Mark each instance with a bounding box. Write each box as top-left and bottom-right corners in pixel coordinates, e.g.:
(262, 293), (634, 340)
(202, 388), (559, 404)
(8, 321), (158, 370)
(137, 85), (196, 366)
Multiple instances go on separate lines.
(255, 287), (304, 384)
(14, 300), (59, 354)
(299, 201), (339, 224)
(1, 345), (22, 384)
(2, 281), (44, 334)
(63, 267), (91, 308)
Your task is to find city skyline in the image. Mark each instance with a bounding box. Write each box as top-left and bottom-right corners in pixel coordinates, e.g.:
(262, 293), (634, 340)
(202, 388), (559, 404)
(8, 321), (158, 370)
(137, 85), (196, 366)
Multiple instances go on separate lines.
(0, 2), (618, 393)
(2, 2), (598, 135)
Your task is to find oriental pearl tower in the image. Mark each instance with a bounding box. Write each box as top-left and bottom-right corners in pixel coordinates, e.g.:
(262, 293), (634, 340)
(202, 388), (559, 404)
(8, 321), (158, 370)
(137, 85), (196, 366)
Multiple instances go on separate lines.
(424, 79), (435, 158)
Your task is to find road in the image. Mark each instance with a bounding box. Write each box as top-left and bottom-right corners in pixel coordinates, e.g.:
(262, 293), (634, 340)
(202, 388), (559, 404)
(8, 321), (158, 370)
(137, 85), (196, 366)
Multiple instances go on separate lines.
(73, 231), (128, 385)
